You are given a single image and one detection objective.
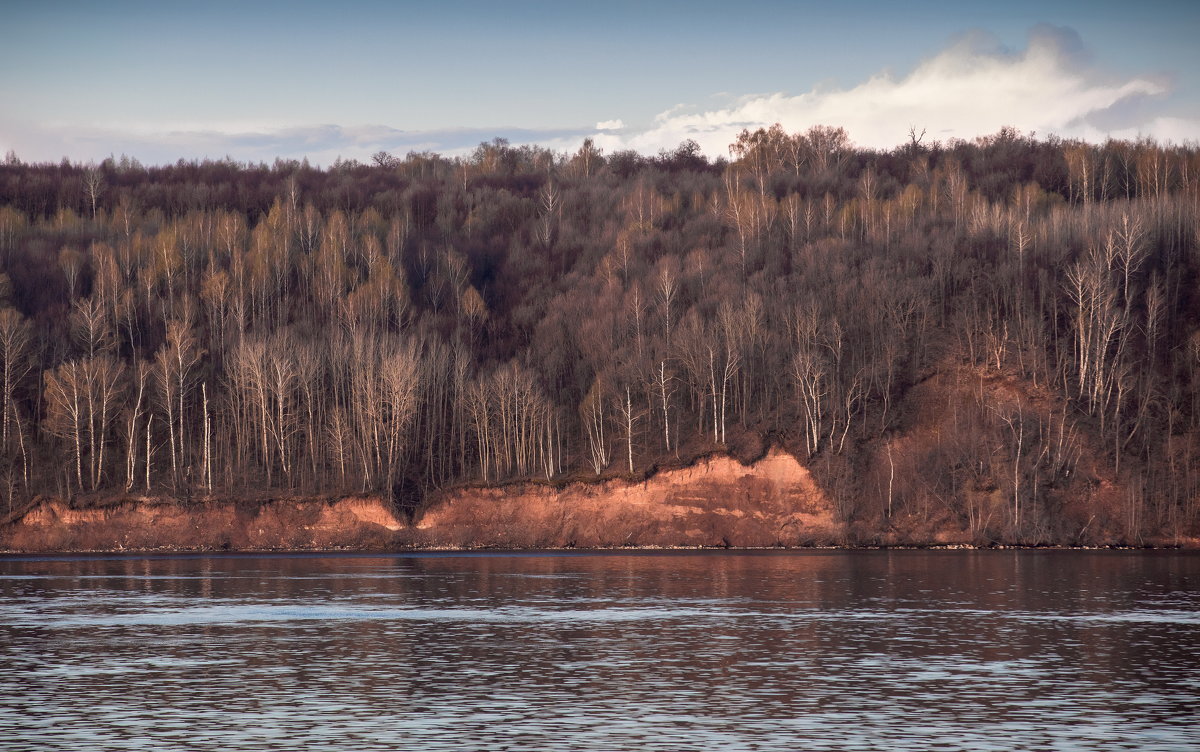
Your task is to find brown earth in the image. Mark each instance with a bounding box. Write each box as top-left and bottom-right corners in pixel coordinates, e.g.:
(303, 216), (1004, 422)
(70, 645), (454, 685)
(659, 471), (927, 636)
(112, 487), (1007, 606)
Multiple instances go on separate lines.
(414, 448), (838, 549)
(3, 440), (1194, 552)
(843, 365), (1200, 548)
(0, 495), (409, 552)
(0, 448), (838, 552)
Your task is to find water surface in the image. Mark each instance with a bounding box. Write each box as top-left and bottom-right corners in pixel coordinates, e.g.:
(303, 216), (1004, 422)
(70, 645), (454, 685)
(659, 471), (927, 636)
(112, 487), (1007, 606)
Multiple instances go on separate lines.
(2, 551), (1197, 751)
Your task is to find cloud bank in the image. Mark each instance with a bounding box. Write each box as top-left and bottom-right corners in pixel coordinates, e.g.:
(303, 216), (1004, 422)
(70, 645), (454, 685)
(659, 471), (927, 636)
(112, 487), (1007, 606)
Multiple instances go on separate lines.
(0, 122), (590, 167)
(1, 25), (1195, 166)
(583, 25), (1194, 156)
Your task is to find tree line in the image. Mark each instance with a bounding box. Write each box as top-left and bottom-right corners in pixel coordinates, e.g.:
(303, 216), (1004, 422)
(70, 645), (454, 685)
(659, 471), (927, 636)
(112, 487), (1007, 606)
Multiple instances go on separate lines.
(0, 126), (1197, 543)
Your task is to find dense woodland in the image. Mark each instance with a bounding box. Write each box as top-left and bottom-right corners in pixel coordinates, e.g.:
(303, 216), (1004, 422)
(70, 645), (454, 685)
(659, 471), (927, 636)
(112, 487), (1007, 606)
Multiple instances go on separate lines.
(1, 126), (1198, 544)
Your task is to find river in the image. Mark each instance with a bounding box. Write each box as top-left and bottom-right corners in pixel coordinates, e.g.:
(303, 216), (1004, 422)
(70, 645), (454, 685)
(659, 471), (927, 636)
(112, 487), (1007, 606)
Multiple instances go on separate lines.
(1, 551), (1197, 751)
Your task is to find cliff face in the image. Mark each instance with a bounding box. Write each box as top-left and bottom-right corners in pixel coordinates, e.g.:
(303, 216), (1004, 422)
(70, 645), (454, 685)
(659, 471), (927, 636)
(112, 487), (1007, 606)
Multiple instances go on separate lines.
(415, 448), (837, 549)
(0, 449), (838, 552)
(1, 496), (408, 552)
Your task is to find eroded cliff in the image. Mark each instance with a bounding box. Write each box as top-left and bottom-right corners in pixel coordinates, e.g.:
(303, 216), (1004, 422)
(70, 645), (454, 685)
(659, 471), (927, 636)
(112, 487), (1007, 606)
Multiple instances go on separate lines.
(1, 448), (837, 551)
(415, 448), (837, 548)
(1, 496), (407, 552)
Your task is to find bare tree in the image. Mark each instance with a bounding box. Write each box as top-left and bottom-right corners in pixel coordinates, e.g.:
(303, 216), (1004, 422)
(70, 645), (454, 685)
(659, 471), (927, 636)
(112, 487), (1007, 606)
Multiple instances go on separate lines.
(44, 356), (124, 492)
(154, 320), (203, 491)
(791, 347), (829, 457)
(123, 361), (149, 492)
(579, 377), (609, 475)
(83, 167), (104, 220)
(0, 308), (31, 452)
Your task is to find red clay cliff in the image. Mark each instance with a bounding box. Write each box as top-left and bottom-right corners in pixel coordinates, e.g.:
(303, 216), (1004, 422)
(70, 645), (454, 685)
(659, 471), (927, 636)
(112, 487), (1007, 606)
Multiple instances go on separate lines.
(1, 449), (838, 552)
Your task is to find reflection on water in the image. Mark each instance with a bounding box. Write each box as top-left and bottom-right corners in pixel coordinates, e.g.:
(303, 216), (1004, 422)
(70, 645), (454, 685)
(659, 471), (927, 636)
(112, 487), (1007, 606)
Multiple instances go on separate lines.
(1, 551), (1197, 751)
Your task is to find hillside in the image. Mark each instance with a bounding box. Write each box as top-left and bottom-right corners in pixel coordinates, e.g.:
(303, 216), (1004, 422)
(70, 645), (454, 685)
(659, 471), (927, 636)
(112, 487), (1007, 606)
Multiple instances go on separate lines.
(0, 127), (1198, 548)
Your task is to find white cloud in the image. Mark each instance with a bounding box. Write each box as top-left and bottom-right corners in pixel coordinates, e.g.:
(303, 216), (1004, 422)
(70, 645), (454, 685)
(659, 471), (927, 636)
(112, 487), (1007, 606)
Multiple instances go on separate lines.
(584, 25), (1198, 156)
(595, 119), (625, 131)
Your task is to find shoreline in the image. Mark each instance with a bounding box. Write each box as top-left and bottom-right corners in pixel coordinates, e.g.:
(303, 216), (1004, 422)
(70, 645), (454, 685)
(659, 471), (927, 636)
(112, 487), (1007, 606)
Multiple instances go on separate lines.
(4, 449), (1196, 553)
(4, 542), (1196, 556)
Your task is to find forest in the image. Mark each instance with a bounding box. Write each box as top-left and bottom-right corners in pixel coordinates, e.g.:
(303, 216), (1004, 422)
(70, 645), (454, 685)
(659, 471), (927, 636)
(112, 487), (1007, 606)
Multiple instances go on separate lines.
(0, 125), (1197, 545)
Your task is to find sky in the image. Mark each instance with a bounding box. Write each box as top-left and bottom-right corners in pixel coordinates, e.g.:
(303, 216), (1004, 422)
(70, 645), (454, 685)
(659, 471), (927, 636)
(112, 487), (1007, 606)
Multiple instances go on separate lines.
(2, 0), (1198, 165)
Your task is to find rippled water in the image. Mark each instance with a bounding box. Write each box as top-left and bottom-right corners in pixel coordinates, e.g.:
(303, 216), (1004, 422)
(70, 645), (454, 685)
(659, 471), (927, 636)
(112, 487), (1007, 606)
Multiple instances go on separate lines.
(1, 551), (1198, 751)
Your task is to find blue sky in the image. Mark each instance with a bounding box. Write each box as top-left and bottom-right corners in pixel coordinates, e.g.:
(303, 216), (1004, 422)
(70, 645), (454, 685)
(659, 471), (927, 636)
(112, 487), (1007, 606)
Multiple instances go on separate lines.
(2, 0), (1197, 164)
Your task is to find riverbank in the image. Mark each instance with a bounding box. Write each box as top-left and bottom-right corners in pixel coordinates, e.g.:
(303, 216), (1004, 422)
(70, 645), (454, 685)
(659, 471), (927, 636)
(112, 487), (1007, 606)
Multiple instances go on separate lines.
(0, 448), (834, 552)
(2, 447), (1196, 552)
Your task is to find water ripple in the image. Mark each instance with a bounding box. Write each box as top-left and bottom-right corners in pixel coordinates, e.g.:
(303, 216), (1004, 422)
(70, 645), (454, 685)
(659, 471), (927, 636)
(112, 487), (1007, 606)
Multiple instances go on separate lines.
(2, 551), (1198, 752)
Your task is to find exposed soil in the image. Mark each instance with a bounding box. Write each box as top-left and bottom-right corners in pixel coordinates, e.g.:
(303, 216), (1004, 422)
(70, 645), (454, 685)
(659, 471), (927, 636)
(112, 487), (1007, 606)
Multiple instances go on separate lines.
(1, 449), (839, 552)
(2, 443), (1195, 553)
(414, 448), (838, 549)
(1, 495), (410, 552)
